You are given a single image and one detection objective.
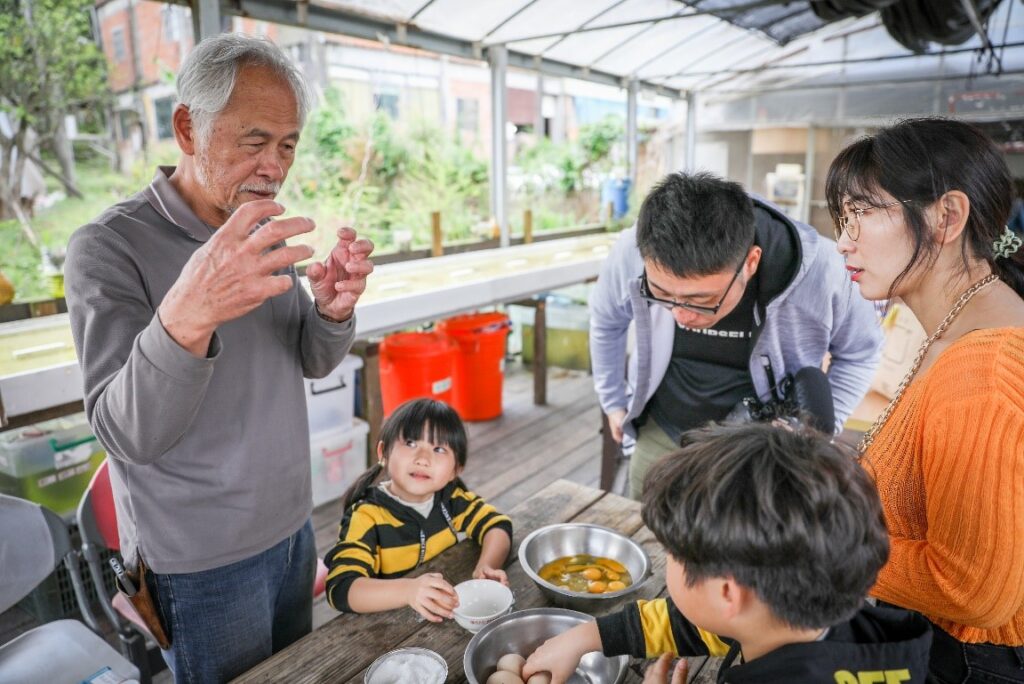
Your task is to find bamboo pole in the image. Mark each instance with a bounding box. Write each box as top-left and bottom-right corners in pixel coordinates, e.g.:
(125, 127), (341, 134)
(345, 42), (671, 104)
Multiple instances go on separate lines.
(523, 209), (533, 244)
(431, 211), (443, 257)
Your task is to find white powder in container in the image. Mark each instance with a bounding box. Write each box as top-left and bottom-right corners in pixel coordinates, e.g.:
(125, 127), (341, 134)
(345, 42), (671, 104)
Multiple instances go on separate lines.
(367, 651), (446, 684)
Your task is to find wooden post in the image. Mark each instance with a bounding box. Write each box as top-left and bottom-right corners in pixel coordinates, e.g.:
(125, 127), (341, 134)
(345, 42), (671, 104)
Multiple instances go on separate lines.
(605, 201), (615, 227)
(431, 211), (443, 257)
(533, 297), (547, 406)
(353, 341), (383, 467)
(29, 300), (58, 318)
(523, 209), (533, 244)
(599, 410), (621, 492)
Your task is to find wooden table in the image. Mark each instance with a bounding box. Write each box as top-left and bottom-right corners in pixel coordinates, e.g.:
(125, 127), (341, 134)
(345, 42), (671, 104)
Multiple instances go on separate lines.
(233, 479), (667, 683)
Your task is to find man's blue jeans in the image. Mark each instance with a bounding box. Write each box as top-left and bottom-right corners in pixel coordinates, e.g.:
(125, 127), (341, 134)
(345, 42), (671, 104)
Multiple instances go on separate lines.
(144, 519), (315, 684)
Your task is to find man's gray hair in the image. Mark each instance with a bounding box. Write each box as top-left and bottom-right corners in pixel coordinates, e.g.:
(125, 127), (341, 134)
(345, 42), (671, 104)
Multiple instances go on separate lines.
(176, 33), (311, 144)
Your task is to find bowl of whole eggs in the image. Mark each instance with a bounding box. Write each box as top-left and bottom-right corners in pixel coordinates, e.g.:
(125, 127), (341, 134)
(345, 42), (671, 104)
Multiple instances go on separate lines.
(463, 607), (627, 684)
(518, 523), (651, 613)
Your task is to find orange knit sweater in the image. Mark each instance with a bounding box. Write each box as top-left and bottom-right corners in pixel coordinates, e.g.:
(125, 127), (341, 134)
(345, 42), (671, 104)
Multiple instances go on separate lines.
(865, 327), (1024, 645)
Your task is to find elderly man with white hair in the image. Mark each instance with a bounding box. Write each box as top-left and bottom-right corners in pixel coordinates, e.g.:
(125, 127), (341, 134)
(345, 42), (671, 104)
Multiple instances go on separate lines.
(64, 33), (373, 682)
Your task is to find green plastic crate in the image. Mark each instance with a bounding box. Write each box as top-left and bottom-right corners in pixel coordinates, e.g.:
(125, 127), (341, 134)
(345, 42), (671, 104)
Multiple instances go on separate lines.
(0, 413), (106, 518)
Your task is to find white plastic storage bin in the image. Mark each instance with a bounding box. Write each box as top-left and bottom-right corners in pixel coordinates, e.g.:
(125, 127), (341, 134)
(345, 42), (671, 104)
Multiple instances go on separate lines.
(310, 418), (370, 509)
(305, 354), (363, 434)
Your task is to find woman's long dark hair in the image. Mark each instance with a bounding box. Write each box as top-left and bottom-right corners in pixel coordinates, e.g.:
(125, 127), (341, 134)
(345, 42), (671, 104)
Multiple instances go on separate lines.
(340, 398), (469, 511)
(826, 117), (1024, 300)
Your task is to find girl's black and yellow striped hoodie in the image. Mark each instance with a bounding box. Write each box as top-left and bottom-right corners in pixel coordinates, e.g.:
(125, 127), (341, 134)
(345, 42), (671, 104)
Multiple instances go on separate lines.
(323, 480), (512, 612)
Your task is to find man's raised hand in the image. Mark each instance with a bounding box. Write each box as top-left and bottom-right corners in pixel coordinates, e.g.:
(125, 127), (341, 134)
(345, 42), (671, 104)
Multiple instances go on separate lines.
(159, 200), (316, 356)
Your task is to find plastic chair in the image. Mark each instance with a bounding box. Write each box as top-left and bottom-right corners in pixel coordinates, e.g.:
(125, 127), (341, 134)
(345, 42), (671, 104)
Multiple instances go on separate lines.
(77, 460), (158, 683)
(77, 461), (330, 679)
(0, 493), (140, 684)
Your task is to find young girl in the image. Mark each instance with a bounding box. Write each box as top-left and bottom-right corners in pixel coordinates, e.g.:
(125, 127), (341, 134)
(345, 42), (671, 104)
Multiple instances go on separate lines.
(323, 398), (513, 622)
(827, 118), (1024, 683)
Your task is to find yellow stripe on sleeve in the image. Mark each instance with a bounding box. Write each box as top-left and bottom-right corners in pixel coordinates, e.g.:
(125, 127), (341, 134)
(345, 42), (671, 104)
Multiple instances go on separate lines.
(465, 501), (499, 538)
(342, 510), (377, 542)
(476, 514), (511, 540)
(330, 545), (375, 568)
(696, 627), (730, 657)
(638, 599), (679, 658)
(326, 563), (370, 581)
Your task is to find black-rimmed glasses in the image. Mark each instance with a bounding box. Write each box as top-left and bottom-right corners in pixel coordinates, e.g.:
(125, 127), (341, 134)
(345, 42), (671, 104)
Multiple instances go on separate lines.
(639, 257), (745, 316)
(834, 199), (912, 242)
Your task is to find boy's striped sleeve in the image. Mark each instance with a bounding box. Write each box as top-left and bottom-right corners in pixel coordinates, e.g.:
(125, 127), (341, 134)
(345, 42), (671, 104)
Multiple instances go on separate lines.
(450, 487), (513, 546)
(323, 505), (380, 613)
(597, 598), (733, 659)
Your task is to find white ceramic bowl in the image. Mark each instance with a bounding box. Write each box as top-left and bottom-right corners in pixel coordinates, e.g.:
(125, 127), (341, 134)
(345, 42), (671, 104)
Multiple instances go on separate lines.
(452, 579), (514, 633)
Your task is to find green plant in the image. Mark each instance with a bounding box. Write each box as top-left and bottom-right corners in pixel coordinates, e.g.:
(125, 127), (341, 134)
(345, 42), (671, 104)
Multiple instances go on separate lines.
(0, 0), (110, 226)
(578, 115), (624, 169)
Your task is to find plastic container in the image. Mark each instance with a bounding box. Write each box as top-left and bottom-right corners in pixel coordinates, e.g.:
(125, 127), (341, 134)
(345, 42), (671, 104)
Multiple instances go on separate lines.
(379, 332), (458, 417)
(310, 418), (370, 509)
(511, 298), (592, 372)
(305, 354), (364, 434)
(0, 412), (106, 518)
(601, 177), (632, 219)
(437, 312), (510, 421)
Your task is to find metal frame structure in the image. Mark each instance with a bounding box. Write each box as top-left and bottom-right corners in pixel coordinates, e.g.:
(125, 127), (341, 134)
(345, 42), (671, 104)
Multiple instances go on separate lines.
(179, 0), (1021, 244)
(184, 0), (683, 244)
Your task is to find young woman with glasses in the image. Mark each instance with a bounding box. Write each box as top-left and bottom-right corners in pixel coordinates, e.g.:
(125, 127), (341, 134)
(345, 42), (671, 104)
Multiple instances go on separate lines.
(828, 117), (1024, 683)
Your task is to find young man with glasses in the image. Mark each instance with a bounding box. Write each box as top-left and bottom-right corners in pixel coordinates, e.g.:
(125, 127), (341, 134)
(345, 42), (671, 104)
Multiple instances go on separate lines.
(591, 172), (883, 499)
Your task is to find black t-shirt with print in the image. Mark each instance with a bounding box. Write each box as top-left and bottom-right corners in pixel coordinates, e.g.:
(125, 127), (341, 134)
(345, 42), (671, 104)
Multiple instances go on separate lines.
(644, 274), (758, 445)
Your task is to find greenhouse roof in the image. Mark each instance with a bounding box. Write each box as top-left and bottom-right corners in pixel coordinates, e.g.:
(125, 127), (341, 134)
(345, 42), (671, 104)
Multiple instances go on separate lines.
(221, 0), (1022, 97)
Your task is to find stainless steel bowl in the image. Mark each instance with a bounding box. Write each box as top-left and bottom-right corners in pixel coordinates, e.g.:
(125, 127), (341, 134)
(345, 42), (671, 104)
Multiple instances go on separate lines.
(518, 523), (652, 612)
(463, 607), (627, 684)
(364, 647), (447, 684)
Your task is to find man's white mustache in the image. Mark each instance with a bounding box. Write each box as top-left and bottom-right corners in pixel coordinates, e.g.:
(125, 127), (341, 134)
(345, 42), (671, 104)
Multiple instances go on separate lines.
(239, 184), (281, 194)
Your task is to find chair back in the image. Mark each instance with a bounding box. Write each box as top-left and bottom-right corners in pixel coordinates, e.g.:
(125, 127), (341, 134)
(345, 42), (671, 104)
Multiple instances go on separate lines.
(77, 459), (120, 551)
(0, 495), (68, 613)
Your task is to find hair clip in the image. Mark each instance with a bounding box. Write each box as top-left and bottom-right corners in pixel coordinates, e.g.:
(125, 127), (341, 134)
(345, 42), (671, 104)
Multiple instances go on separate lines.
(994, 226), (1022, 259)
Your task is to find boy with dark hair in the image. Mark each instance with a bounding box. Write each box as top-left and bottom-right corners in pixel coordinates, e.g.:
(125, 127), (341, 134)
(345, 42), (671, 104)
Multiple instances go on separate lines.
(523, 423), (932, 684)
(592, 171), (882, 499)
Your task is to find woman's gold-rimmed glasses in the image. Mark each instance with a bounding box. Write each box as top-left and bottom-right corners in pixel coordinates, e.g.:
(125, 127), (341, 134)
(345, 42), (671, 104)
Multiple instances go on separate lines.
(834, 199), (912, 242)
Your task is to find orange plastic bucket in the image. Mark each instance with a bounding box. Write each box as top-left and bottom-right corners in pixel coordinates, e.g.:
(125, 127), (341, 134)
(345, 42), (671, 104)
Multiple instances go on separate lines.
(379, 332), (458, 417)
(438, 312), (511, 421)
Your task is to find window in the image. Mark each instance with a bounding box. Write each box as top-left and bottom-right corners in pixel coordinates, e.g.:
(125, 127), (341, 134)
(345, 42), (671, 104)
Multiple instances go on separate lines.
(162, 6), (181, 42)
(111, 27), (126, 63)
(456, 97), (478, 133)
(288, 43), (309, 63)
(154, 97), (175, 140)
(373, 92), (399, 119)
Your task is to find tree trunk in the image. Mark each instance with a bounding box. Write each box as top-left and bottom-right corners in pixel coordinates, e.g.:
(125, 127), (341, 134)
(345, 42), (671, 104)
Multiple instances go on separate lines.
(0, 126), (40, 248)
(0, 134), (14, 222)
(52, 109), (77, 188)
(23, 147), (83, 199)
